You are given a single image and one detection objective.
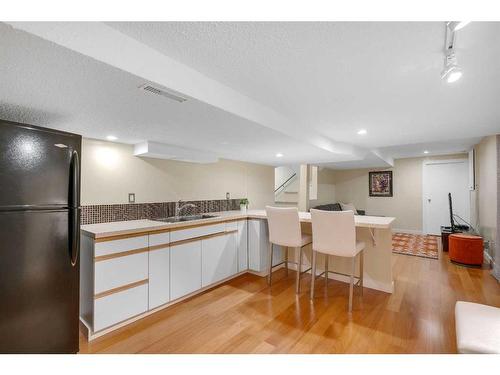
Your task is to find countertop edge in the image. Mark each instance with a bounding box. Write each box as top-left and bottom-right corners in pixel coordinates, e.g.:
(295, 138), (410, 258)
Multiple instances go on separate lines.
(81, 211), (396, 239)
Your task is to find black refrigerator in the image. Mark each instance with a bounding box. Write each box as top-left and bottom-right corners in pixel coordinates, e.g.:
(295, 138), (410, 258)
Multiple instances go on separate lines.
(0, 119), (81, 353)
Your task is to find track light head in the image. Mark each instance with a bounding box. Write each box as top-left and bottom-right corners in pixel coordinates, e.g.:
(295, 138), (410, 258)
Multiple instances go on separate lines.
(447, 21), (471, 32)
(441, 65), (463, 83)
(441, 53), (463, 83)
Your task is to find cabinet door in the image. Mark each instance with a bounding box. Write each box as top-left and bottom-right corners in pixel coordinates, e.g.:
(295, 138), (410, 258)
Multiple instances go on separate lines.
(248, 219), (263, 272)
(248, 219), (282, 272)
(170, 241), (202, 300)
(201, 233), (237, 287)
(149, 247), (170, 309)
(237, 220), (248, 272)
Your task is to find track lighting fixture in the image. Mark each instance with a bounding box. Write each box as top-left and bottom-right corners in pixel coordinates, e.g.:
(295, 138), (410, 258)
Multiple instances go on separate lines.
(441, 53), (463, 83)
(441, 21), (470, 83)
(447, 21), (471, 32)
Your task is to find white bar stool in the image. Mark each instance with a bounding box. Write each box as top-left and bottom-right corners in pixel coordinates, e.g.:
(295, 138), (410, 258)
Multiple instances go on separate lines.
(309, 209), (365, 312)
(266, 206), (312, 293)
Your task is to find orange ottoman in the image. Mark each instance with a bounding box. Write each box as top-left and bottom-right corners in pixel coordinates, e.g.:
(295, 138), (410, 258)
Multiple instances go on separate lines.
(449, 233), (484, 266)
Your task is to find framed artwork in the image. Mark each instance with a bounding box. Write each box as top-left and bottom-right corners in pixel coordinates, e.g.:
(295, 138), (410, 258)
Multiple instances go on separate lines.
(369, 171), (393, 197)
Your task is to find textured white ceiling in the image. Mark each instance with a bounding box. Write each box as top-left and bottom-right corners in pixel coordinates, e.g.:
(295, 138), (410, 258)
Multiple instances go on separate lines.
(108, 22), (500, 147)
(1, 22), (498, 168)
(0, 23), (337, 166)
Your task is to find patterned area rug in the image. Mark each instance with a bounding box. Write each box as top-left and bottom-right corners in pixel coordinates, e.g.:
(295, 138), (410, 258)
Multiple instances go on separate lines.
(392, 233), (439, 259)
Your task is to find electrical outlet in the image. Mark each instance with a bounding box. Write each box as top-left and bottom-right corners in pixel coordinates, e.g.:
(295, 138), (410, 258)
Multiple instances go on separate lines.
(128, 193), (135, 203)
(226, 192), (230, 200)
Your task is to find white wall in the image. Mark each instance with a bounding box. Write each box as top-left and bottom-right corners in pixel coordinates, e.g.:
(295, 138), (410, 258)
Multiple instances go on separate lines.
(313, 167), (336, 206)
(475, 136), (497, 249)
(333, 154), (468, 232)
(81, 138), (275, 209)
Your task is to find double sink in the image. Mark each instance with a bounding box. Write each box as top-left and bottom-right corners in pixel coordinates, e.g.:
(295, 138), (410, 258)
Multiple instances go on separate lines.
(154, 214), (219, 223)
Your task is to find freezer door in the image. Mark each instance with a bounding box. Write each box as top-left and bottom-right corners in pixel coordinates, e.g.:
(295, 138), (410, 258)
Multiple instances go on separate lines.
(0, 210), (79, 353)
(0, 120), (81, 209)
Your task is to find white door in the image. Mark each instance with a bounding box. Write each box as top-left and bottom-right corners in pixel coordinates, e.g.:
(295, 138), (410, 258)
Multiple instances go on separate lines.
(423, 159), (470, 235)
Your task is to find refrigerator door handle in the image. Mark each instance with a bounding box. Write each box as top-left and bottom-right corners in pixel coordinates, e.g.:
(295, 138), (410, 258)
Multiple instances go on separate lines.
(70, 150), (80, 208)
(69, 150), (80, 267)
(70, 208), (80, 266)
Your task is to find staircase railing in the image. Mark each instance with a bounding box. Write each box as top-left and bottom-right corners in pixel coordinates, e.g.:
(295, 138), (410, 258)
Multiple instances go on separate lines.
(274, 172), (297, 194)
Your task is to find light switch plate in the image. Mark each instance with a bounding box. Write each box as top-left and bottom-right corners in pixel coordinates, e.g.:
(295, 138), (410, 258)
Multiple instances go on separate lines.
(128, 193), (135, 203)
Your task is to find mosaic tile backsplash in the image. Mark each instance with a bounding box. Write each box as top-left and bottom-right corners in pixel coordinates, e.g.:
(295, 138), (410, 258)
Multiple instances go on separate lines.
(81, 199), (242, 225)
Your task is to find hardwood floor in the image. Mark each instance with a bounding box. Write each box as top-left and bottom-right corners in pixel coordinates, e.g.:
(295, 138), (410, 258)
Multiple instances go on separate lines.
(79, 252), (500, 354)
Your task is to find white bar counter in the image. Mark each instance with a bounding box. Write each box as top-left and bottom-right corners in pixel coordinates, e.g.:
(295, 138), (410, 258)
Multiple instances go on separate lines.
(247, 210), (395, 293)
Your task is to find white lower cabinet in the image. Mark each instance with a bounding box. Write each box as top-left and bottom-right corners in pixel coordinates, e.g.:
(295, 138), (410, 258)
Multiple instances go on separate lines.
(81, 220), (260, 337)
(148, 247), (170, 309)
(170, 240), (202, 300)
(202, 233), (238, 287)
(248, 219), (282, 273)
(93, 283), (148, 332)
(237, 220), (248, 272)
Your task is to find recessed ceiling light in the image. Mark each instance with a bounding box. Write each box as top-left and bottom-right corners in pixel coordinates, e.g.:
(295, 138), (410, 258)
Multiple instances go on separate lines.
(423, 150), (429, 154)
(357, 129), (367, 135)
(276, 153), (284, 158)
(106, 135), (118, 141)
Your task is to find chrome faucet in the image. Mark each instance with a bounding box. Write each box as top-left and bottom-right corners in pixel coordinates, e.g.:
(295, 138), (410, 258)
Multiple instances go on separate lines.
(176, 200), (197, 216)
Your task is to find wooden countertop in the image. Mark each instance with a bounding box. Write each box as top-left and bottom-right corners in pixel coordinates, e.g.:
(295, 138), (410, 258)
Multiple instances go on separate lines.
(81, 209), (395, 239)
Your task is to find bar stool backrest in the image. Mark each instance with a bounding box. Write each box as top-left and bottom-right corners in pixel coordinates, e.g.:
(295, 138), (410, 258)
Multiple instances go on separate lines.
(265, 206), (302, 247)
(310, 209), (356, 257)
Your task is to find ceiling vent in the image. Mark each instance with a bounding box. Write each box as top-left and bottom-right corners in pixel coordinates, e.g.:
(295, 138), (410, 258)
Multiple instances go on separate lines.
(139, 84), (187, 103)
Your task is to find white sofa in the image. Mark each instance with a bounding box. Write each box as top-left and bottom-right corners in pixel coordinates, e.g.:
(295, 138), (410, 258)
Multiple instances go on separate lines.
(455, 301), (500, 354)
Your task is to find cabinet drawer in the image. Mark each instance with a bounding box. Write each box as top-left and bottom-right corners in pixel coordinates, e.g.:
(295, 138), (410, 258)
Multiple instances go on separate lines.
(94, 283), (148, 331)
(95, 235), (148, 257)
(170, 223), (225, 242)
(95, 252), (148, 294)
(225, 221), (238, 232)
(149, 231), (170, 248)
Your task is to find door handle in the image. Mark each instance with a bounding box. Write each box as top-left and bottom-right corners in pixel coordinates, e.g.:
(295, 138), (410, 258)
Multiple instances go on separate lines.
(427, 198), (431, 203)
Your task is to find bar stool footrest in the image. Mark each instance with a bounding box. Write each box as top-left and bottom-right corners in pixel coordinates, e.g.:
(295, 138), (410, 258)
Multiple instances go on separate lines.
(314, 269), (362, 283)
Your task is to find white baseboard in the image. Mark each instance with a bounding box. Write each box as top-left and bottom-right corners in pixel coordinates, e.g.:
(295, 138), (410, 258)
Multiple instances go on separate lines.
(484, 251), (499, 283)
(392, 228), (423, 235)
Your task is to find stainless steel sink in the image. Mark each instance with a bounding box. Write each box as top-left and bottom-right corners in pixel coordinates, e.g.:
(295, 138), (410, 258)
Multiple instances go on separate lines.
(155, 214), (219, 223)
